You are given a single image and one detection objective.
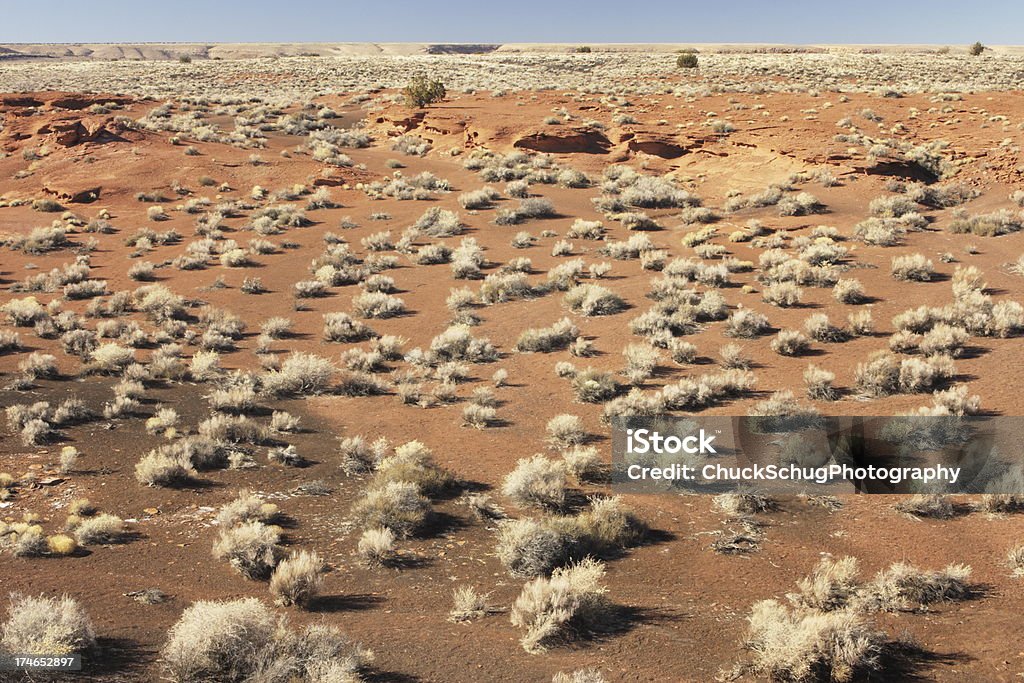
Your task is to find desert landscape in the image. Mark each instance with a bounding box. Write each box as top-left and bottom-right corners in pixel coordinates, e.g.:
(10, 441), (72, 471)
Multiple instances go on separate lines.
(1, 42), (1024, 682)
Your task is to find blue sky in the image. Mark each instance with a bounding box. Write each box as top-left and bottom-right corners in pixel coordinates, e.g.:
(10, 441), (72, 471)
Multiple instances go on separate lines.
(1, 0), (1019, 44)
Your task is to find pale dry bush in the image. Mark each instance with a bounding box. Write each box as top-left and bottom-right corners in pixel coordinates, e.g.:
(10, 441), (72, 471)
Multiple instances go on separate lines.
(352, 291), (406, 319)
(188, 350), (222, 382)
(135, 451), (196, 487)
(212, 521), (283, 580)
(803, 365), (837, 401)
(771, 329), (810, 356)
(894, 493), (954, 519)
(502, 455), (567, 510)
(1006, 545), (1024, 578)
(789, 556), (861, 611)
(74, 513), (124, 545)
(357, 527), (396, 567)
(832, 278), (865, 304)
(516, 318), (579, 353)
(563, 284), (626, 316)
(350, 481), (430, 537)
(891, 253), (934, 281)
(448, 586), (497, 623)
(511, 558), (612, 653)
(1, 594), (96, 656)
(160, 597), (371, 683)
(562, 446), (603, 483)
(261, 352), (336, 397)
(546, 414), (586, 449)
(145, 406), (179, 436)
(371, 441), (453, 496)
(725, 308), (769, 338)
(744, 599), (883, 683)
(804, 313), (847, 342)
(269, 550), (323, 608)
(713, 492), (775, 517)
(552, 670), (607, 683)
(216, 490), (280, 527)
(496, 518), (573, 578)
(267, 411), (300, 434)
(857, 561), (972, 612)
(463, 403), (498, 429)
(718, 343), (751, 370)
(762, 281), (802, 307)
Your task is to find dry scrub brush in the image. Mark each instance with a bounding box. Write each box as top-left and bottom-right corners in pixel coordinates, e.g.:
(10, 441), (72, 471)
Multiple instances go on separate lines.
(511, 557), (612, 653)
(161, 597), (371, 682)
(1, 594), (96, 656)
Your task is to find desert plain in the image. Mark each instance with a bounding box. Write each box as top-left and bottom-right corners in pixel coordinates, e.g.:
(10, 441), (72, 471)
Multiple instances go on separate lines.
(0, 44), (1024, 682)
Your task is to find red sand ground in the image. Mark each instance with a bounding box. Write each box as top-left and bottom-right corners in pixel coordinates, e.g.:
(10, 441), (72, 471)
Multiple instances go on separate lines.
(1, 87), (1023, 682)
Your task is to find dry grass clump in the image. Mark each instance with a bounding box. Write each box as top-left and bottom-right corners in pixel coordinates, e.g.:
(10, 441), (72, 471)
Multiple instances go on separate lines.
(561, 496), (645, 557)
(1006, 545), (1024, 578)
(948, 208), (1023, 236)
(269, 550), (323, 608)
(352, 291), (406, 319)
(562, 446), (603, 483)
(832, 278), (865, 304)
(621, 343), (661, 383)
(789, 556), (861, 612)
(804, 313), (848, 343)
(261, 352), (336, 397)
(212, 521), (283, 580)
(762, 281), (803, 307)
(771, 329), (811, 356)
(1, 594), (96, 655)
(448, 586), (499, 623)
(323, 312), (375, 342)
(743, 599), (883, 682)
(216, 490), (281, 527)
(46, 534), (78, 556)
(563, 284), (626, 316)
(713, 492), (776, 517)
(570, 368), (621, 403)
(725, 309), (770, 338)
(463, 402), (498, 429)
(552, 670), (607, 683)
(858, 562), (972, 612)
(135, 449), (197, 487)
(516, 318), (579, 353)
(511, 557), (612, 653)
(370, 441), (453, 496)
(546, 414), (586, 449)
(351, 481), (431, 538)
(891, 253), (935, 281)
(803, 365), (837, 401)
(161, 597), (372, 683)
(496, 497), (642, 578)
(4, 526), (47, 557)
(356, 527), (397, 567)
(74, 513), (125, 545)
(502, 455), (567, 510)
(496, 518), (574, 578)
(893, 493), (955, 519)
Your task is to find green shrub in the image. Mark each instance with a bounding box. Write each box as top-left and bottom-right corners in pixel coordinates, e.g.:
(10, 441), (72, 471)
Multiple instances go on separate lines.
(677, 53), (699, 69)
(969, 41), (985, 56)
(404, 76), (446, 108)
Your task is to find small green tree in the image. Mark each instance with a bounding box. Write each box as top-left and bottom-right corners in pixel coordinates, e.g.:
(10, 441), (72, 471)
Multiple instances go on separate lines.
(575, 46), (592, 53)
(404, 76), (446, 108)
(969, 41), (985, 56)
(677, 52), (699, 69)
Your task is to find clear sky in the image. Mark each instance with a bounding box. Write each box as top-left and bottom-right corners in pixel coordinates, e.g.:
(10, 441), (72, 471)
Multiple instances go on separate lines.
(0, 0), (1019, 44)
